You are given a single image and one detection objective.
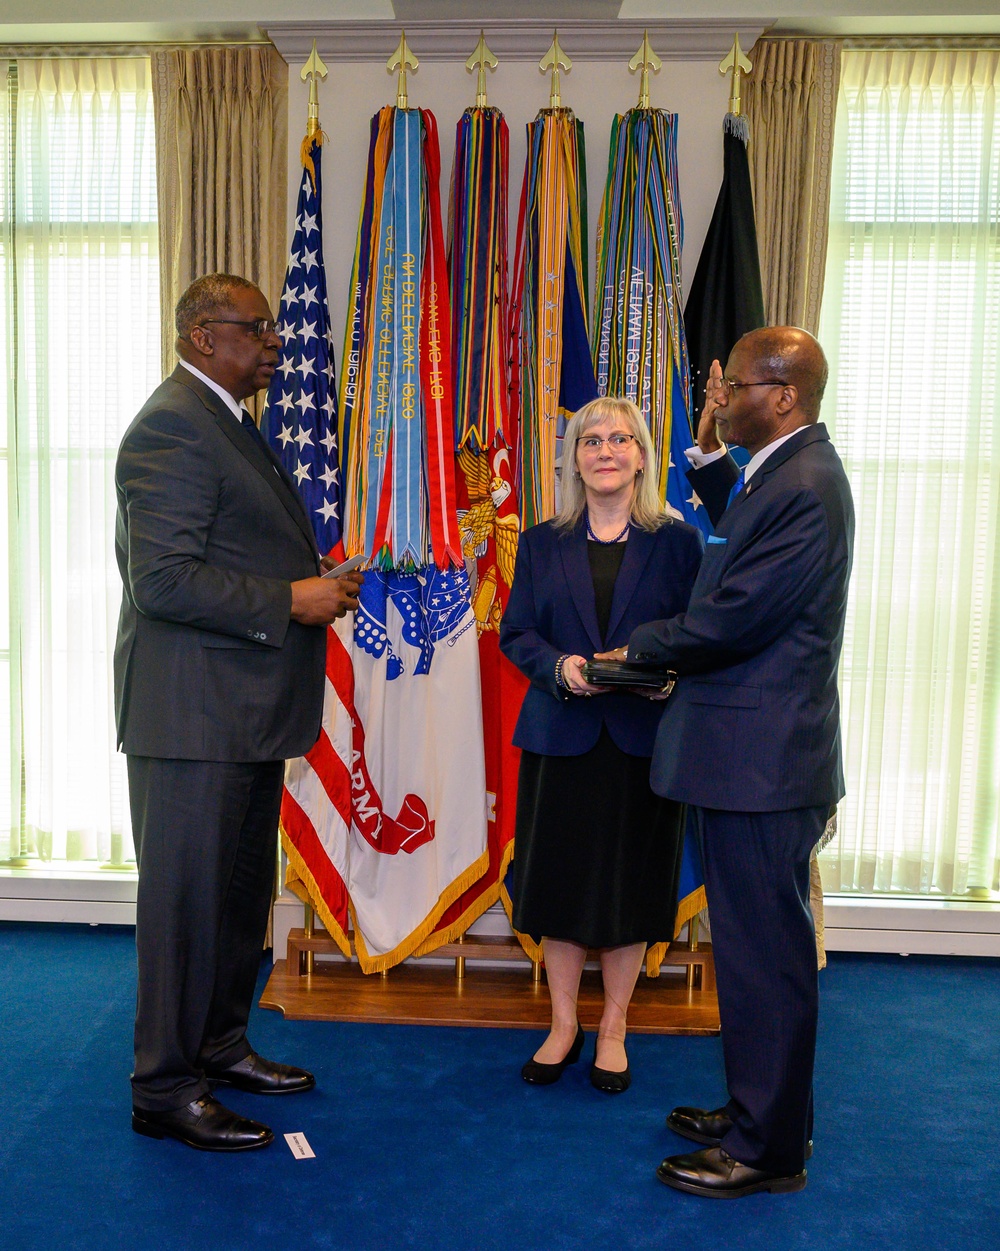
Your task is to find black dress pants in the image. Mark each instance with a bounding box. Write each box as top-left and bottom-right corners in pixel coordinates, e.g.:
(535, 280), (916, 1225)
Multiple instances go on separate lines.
(127, 756), (284, 1112)
(697, 804), (828, 1174)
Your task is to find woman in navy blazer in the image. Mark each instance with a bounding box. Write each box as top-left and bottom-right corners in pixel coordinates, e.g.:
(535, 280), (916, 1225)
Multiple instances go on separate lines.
(500, 397), (702, 1093)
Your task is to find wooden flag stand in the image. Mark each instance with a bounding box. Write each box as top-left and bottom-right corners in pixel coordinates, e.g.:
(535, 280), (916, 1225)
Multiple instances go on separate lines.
(260, 918), (718, 1036)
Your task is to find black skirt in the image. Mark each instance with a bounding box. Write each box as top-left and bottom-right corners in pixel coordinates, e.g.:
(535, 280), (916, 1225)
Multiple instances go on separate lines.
(511, 725), (685, 948)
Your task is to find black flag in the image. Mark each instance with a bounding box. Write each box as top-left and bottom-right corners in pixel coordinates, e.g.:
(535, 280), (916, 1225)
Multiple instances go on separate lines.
(684, 114), (765, 414)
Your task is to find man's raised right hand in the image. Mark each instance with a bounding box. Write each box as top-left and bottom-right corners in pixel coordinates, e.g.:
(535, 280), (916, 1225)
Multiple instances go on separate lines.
(290, 573), (363, 626)
(696, 358), (725, 454)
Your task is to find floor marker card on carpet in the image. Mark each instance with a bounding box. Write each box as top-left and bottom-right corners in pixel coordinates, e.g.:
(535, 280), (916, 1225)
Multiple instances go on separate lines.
(284, 1132), (315, 1159)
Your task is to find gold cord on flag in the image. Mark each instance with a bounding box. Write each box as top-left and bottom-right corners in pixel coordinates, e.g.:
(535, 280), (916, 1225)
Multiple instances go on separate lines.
(465, 31), (497, 108)
(388, 32), (419, 109)
(628, 31), (662, 111)
(539, 32), (572, 110)
(719, 34), (752, 116)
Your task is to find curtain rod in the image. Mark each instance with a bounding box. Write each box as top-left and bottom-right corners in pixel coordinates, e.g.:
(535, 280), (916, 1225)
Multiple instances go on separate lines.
(762, 34), (1000, 48)
(0, 40), (273, 58)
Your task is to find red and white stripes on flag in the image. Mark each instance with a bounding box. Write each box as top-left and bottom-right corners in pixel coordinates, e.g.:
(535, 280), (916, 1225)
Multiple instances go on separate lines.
(281, 590), (488, 973)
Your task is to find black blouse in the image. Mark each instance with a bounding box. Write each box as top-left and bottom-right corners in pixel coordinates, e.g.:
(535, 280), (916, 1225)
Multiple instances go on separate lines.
(586, 537), (628, 645)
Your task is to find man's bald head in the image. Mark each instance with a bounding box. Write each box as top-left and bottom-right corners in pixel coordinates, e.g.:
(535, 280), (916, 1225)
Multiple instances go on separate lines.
(735, 327), (829, 421)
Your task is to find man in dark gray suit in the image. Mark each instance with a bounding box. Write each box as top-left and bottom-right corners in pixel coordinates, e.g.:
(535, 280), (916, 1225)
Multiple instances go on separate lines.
(603, 328), (854, 1197)
(115, 274), (361, 1152)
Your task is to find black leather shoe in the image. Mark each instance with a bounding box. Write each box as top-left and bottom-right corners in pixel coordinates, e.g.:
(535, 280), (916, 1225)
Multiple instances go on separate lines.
(521, 1024), (585, 1085)
(590, 1045), (631, 1094)
(667, 1105), (813, 1159)
(204, 1050), (316, 1095)
(656, 1146), (807, 1199)
(132, 1095), (273, 1152)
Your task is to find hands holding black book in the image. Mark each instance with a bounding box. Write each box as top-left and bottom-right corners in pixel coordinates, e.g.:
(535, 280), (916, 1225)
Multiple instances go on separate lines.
(579, 646), (677, 701)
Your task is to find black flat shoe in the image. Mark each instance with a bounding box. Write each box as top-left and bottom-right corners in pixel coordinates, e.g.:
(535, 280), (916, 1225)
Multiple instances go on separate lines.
(656, 1146), (807, 1199)
(132, 1095), (273, 1152)
(521, 1024), (585, 1085)
(590, 1044), (631, 1094)
(204, 1049), (315, 1095)
(667, 1105), (813, 1159)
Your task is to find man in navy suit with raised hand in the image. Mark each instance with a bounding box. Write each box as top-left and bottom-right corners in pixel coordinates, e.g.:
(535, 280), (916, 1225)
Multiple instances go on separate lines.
(602, 327), (854, 1198)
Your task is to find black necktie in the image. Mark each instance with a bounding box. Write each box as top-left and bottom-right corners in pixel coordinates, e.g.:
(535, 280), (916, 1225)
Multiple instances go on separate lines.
(240, 408), (269, 450)
(240, 408), (283, 478)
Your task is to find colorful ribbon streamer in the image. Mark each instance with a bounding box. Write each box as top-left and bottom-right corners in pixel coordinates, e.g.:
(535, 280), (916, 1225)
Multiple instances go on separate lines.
(510, 109), (596, 529)
(592, 107), (702, 525)
(451, 107), (511, 453)
(339, 106), (460, 570)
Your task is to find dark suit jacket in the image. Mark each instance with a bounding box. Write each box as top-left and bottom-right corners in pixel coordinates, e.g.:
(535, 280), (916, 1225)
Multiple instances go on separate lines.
(113, 366), (326, 762)
(629, 424), (855, 811)
(499, 516), (703, 757)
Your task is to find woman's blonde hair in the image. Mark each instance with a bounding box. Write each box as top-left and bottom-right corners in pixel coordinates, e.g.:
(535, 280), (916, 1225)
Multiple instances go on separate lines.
(554, 396), (682, 532)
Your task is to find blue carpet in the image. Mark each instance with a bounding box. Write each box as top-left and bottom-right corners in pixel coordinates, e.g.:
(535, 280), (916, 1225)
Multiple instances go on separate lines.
(0, 922), (997, 1251)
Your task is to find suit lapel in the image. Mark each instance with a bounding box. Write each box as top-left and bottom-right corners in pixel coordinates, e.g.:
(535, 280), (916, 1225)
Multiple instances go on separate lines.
(560, 521), (602, 651)
(753, 424), (830, 492)
(172, 367), (319, 555)
(605, 524), (656, 643)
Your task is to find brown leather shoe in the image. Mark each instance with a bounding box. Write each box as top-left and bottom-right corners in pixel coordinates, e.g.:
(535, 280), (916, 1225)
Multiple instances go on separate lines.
(667, 1105), (813, 1159)
(132, 1095), (273, 1152)
(656, 1147), (807, 1199)
(204, 1050), (316, 1095)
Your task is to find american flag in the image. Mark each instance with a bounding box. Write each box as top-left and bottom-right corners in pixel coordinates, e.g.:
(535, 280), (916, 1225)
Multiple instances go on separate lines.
(262, 137), (341, 555)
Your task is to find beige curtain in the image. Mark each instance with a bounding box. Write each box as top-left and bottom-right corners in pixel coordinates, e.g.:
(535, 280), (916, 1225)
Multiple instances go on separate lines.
(743, 38), (841, 334)
(152, 46), (288, 379)
(819, 48), (1000, 899)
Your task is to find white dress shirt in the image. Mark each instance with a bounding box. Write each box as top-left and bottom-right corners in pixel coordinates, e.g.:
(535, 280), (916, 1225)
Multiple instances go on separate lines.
(178, 357), (245, 422)
(684, 425), (810, 487)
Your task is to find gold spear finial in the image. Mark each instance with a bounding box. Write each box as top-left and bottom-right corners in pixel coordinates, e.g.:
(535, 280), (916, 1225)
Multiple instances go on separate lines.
(301, 40), (328, 138)
(387, 31), (419, 109)
(539, 31), (572, 110)
(465, 31), (498, 109)
(719, 34), (752, 116)
(628, 30), (662, 110)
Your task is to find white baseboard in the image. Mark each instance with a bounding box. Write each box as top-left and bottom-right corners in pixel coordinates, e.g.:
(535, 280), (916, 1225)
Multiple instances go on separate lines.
(0, 866), (137, 925)
(823, 895), (1000, 957)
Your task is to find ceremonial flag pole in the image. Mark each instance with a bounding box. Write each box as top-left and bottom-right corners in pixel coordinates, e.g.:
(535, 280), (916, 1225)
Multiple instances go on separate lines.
(591, 33), (708, 967)
(683, 34), (765, 450)
(294, 34), (488, 973)
(255, 46), (355, 958)
(593, 31), (710, 537)
(502, 32), (599, 957)
(416, 33), (528, 953)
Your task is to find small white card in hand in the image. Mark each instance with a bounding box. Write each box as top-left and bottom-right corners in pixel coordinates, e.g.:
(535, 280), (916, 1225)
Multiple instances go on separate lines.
(284, 1132), (315, 1159)
(321, 554), (365, 579)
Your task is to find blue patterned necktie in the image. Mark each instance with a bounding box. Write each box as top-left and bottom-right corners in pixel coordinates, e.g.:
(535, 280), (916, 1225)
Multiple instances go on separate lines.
(725, 468), (747, 510)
